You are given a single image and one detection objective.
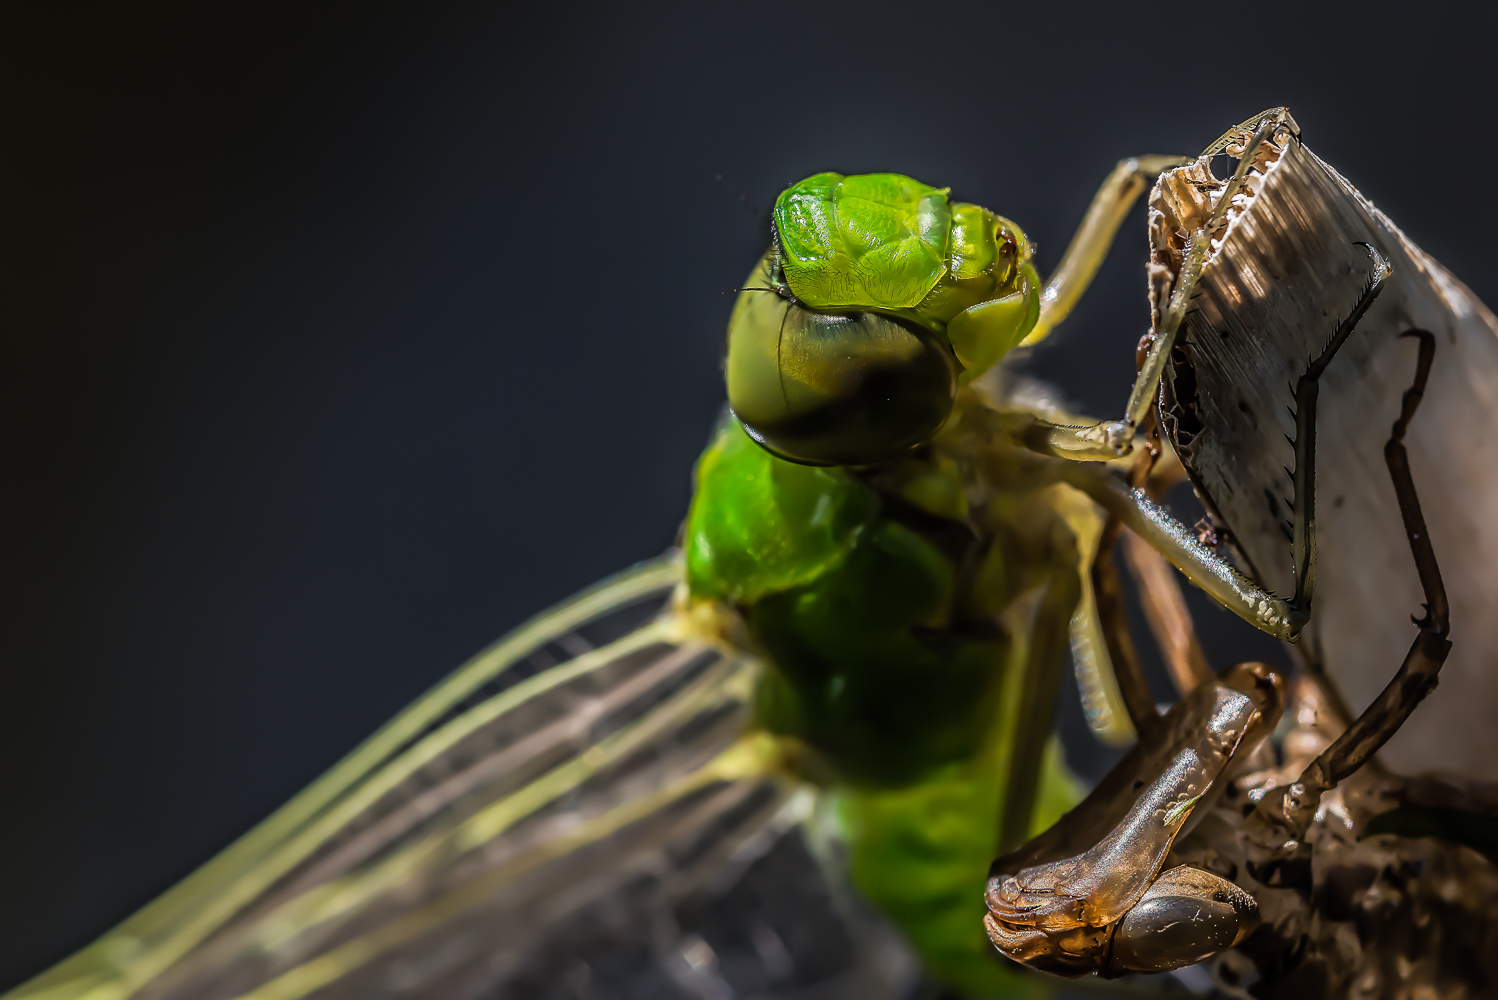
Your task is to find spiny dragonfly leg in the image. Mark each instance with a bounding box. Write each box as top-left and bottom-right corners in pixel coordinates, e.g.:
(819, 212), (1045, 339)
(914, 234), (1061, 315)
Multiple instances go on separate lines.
(1089, 426), (1212, 738)
(1250, 330), (1452, 867)
(1054, 246), (1391, 643)
(1030, 114), (1295, 462)
(1280, 243), (1394, 626)
(985, 663), (1284, 976)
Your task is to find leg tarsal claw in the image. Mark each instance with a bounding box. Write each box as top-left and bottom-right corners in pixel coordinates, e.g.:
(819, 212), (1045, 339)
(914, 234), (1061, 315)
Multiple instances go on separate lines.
(1100, 419), (1133, 453)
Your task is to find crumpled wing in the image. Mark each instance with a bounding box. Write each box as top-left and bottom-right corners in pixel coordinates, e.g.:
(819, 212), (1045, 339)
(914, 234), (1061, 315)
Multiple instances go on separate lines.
(1149, 131), (1498, 781)
(8, 557), (916, 1000)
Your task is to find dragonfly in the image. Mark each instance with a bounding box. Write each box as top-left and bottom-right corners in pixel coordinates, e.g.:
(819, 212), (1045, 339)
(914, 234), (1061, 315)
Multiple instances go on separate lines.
(9, 109), (1493, 1000)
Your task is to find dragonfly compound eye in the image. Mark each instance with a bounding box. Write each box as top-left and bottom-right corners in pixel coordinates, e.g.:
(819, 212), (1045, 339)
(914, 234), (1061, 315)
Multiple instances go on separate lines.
(725, 289), (956, 466)
(767, 172), (1041, 386)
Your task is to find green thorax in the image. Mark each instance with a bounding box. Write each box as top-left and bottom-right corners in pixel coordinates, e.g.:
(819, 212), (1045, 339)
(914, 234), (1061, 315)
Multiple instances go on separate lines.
(684, 400), (1078, 787)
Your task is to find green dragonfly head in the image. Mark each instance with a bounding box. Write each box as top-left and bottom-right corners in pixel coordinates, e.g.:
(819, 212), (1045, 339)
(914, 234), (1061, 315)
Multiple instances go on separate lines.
(727, 172), (1041, 466)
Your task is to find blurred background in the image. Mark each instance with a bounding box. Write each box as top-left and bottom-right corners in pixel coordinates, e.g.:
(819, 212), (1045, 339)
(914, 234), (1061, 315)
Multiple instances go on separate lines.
(4, 0), (1496, 990)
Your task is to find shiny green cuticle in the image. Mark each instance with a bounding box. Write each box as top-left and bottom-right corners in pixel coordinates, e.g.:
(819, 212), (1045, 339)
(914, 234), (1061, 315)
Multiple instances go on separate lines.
(774, 172), (953, 311)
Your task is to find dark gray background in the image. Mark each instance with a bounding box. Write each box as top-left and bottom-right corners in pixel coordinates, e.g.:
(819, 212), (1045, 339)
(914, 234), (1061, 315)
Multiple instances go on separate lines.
(4, 1), (1495, 989)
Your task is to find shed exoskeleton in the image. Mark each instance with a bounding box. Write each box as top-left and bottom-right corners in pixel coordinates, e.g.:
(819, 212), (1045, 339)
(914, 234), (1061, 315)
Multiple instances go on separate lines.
(986, 662), (1284, 977)
(984, 109), (1492, 995)
(983, 319), (1450, 978)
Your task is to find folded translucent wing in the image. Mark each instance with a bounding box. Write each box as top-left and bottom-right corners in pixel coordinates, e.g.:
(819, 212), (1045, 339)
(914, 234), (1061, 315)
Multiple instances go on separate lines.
(11, 558), (916, 1000)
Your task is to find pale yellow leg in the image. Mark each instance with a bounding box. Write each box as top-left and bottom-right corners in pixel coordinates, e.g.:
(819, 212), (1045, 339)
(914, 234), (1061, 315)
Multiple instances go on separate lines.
(1031, 114), (1293, 461)
(1023, 154), (1192, 347)
(996, 556), (1082, 854)
(1122, 448), (1213, 695)
(1121, 531), (1213, 694)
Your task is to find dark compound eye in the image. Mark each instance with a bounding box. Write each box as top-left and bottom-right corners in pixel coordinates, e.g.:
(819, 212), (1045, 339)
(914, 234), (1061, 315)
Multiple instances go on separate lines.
(725, 290), (956, 466)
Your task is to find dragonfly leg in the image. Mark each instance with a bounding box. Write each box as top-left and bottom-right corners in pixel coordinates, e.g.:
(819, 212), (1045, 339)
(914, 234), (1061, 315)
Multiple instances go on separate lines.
(1031, 115), (1296, 462)
(1024, 153), (1193, 346)
(1089, 439), (1170, 737)
(1091, 511), (1160, 735)
(1059, 463), (1303, 640)
(983, 421), (1307, 640)
(1115, 435), (1213, 698)
(1052, 245), (1391, 643)
(997, 543), (1084, 853)
(1279, 243), (1393, 625)
(1250, 330), (1451, 868)
(1120, 527), (1213, 696)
